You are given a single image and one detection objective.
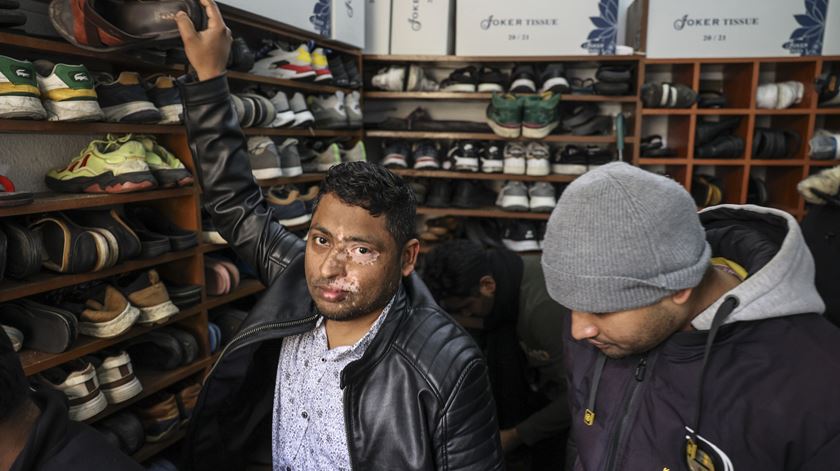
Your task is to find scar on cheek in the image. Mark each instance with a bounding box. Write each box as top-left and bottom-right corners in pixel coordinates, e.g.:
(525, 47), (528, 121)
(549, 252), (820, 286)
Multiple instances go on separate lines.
(327, 277), (360, 293)
(347, 250), (379, 265)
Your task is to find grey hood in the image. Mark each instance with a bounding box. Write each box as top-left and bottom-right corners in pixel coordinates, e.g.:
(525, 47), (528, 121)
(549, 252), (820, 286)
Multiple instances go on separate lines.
(692, 204), (825, 330)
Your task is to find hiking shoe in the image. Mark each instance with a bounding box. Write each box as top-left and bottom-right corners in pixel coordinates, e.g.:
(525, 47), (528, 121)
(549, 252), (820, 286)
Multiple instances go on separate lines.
(144, 74), (182, 124)
(383, 141), (410, 168)
(340, 140), (366, 163)
(529, 182), (557, 212)
(29, 213), (100, 273)
(95, 72), (161, 123)
(503, 142), (527, 174)
(496, 181), (529, 211)
(552, 145), (588, 175)
(38, 359), (108, 421)
(502, 221), (540, 252)
(345, 91), (363, 128)
(86, 349), (143, 404)
(71, 207), (142, 263)
(539, 63), (570, 94)
(136, 136), (193, 187)
(343, 56), (362, 89)
(33, 60), (102, 121)
(266, 186), (311, 226)
(481, 142), (504, 173)
(311, 47), (333, 83)
(67, 283), (141, 338)
(275, 138), (303, 176)
(486, 93), (523, 138)
(412, 140), (440, 170)
(247, 136), (283, 180)
(441, 66), (478, 92)
(115, 269), (179, 325)
(328, 54), (350, 88)
(269, 91), (295, 127)
(510, 64), (538, 93)
(478, 66), (508, 93)
(46, 134), (157, 193)
(526, 142), (551, 176)
(308, 92), (348, 129)
(425, 180), (452, 207)
(522, 93), (561, 139)
(0, 55), (47, 119)
(136, 392), (180, 442)
(250, 42), (315, 80)
(448, 141), (481, 172)
(289, 92), (315, 127)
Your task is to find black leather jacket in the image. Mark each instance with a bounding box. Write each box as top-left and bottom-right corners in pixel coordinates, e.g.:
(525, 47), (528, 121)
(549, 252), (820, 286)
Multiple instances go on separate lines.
(177, 75), (504, 471)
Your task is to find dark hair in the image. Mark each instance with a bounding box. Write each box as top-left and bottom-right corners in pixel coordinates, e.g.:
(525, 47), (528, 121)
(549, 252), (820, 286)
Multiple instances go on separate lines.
(421, 240), (491, 301)
(0, 331), (29, 421)
(315, 161), (417, 247)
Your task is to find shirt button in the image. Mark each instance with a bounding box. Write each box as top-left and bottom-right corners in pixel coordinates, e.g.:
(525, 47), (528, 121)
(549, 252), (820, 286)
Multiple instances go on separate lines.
(301, 411), (309, 419)
(321, 358), (326, 362)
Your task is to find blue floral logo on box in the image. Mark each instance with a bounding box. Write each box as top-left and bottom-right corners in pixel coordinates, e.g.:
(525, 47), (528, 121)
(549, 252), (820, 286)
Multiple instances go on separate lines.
(581, 0), (618, 55)
(310, 0), (331, 37)
(783, 0), (827, 55)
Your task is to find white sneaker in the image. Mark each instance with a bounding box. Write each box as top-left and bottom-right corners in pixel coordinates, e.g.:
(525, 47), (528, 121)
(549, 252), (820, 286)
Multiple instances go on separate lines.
(406, 65), (439, 91)
(315, 143), (342, 171)
(776, 81), (804, 109)
(525, 142), (551, 176)
(503, 143), (527, 175)
(0, 55), (46, 119)
(341, 140), (367, 162)
(33, 60), (103, 121)
(755, 83), (778, 109)
(372, 66), (406, 91)
(38, 360), (108, 421)
(308, 92), (348, 129)
(92, 350), (143, 404)
(247, 136), (284, 179)
(345, 91), (363, 128)
(528, 182), (557, 212)
(250, 42), (315, 80)
(289, 92), (315, 127)
(269, 91), (295, 128)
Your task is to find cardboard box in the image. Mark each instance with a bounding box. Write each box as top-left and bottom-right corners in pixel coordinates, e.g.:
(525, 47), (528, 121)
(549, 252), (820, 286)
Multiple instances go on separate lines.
(391, 0), (453, 55)
(365, 0), (392, 54)
(455, 0), (619, 56)
(642, 0), (828, 58)
(220, 0), (331, 38)
(332, 0), (365, 47)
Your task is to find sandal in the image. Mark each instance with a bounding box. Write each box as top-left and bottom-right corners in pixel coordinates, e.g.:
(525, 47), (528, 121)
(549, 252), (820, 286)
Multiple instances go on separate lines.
(0, 175), (33, 207)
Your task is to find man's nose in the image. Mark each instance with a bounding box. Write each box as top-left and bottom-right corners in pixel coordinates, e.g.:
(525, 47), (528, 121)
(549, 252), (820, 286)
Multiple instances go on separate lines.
(571, 311), (599, 341)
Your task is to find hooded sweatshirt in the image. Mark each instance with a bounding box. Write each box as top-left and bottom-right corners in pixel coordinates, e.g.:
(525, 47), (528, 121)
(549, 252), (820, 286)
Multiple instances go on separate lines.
(562, 205), (840, 471)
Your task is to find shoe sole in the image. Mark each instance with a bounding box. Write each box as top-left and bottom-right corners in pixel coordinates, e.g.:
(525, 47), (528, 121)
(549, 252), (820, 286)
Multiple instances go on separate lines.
(145, 418), (180, 442)
(413, 161), (440, 170)
(316, 162), (340, 171)
(529, 196), (557, 212)
(278, 213), (312, 226)
(69, 391), (108, 421)
(382, 155), (408, 168)
(478, 84), (504, 92)
(271, 69), (316, 81)
(252, 167), (284, 180)
(44, 99), (103, 122)
(158, 103), (183, 124)
(201, 231), (227, 244)
(486, 118), (522, 138)
(315, 114), (350, 129)
(503, 160), (526, 175)
(101, 101), (162, 123)
(510, 78), (536, 93)
(101, 375), (143, 404)
(136, 300), (180, 325)
(526, 160), (551, 176)
(480, 161), (504, 173)
(453, 157), (479, 172)
(500, 195), (529, 211)
(522, 122), (559, 139)
(503, 239), (541, 252)
(541, 77), (570, 94)
(79, 304), (141, 338)
(46, 170), (158, 194)
(0, 95), (47, 119)
(87, 230), (111, 272)
(281, 166), (303, 177)
(152, 168), (194, 188)
(552, 164), (587, 175)
(442, 83), (477, 92)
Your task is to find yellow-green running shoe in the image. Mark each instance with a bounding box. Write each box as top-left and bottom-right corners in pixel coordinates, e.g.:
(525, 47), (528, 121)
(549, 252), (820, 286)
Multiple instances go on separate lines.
(135, 135), (194, 187)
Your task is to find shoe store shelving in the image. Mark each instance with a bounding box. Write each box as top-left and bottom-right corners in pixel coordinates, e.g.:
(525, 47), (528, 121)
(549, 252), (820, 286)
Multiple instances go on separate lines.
(203, 279), (266, 311)
(392, 169), (578, 183)
(226, 70), (354, 95)
(365, 130), (634, 144)
(365, 91), (638, 103)
(256, 173), (326, 187)
(416, 207), (550, 220)
(0, 120), (187, 135)
(241, 128), (362, 138)
(364, 54), (645, 63)
(133, 429), (188, 463)
(0, 187), (194, 218)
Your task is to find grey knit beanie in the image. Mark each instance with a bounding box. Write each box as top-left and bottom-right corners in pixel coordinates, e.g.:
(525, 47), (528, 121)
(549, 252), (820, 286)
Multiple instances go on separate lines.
(541, 162), (711, 313)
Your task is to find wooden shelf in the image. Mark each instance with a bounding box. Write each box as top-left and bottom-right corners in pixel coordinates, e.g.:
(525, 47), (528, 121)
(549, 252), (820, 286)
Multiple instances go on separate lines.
(0, 247), (197, 303)
(696, 109), (751, 115)
(0, 187), (195, 218)
(392, 169), (578, 183)
(257, 173), (325, 187)
(808, 160), (840, 166)
(133, 428), (186, 463)
(815, 108), (840, 114)
(364, 54), (643, 63)
(203, 279), (265, 311)
(21, 305), (203, 376)
(693, 159), (748, 166)
(417, 207), (550, 220)
(748, 159), (807, 166)
(365, 130), (630, 144)
(754, 109), (811, 115)
(641, 109), (694, 116)
(364, 91), (637, 102)
(197, 243), (229, 254)
(638, 158), (689, 165)
(242, 127), (361, 137)
(226, 70), (353, 94)
(0, 119), (185, 135)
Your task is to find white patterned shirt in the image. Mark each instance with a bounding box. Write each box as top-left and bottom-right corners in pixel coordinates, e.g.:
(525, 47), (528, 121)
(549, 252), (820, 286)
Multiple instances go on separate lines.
(272, 297), (394, 471)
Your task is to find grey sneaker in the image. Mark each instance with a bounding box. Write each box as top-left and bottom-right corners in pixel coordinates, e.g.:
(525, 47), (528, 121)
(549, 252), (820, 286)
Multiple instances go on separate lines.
(246, 136), (283, 179)
(525, 142), (551, 176)
(341, 140), (366, 162)
(289, 92), (314, 127)
(315, 142), (341, 171)
(503, 143), (527, 174)
(345, 91), (363, 129)
(528, 182), (556, 212)
(275, 138), (303, 176)
(308, 92), (348, 129)
(269, 91), (295, 128)
(495, 181), (529, 211)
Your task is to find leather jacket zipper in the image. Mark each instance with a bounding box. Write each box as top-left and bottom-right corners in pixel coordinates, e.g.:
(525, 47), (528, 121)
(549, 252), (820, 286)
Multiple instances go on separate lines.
(204, 315), (318, 381)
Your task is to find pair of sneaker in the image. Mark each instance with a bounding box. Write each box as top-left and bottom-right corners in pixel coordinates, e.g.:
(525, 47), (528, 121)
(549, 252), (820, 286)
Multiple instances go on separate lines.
(308, 91), (363, 129)
(496, 181), (557, 213)
(486, 92), (561, 139)
(250, 41), (331, 82)
(372, 65), (439, 92)
(756, 81), (805, 109)
(95, 71), (183, 124)
(502, 142), (551, 176)
(247, 136), (304, 180)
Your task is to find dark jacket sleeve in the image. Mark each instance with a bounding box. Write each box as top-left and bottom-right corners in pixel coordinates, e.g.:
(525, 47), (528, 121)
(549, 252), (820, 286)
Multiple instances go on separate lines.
(517, 396), (572, 446)
(435, 359), (505, 470)
(178, 75), (305, 285)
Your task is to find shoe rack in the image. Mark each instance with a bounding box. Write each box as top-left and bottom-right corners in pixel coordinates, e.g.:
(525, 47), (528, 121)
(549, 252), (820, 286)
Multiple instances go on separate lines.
(0, 5), (362, 465)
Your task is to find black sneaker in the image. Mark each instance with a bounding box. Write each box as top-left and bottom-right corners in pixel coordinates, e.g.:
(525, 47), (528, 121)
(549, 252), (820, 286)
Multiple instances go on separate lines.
(342, 56), (362, 89)
(329, 55), (351, 88)
(70, 208), (142, 264)
(551, 145), (588, 175)
(227, 37), (255, 72)
(509, 64), (537, 93)
(448, 141), (481, 172)
(540, 63), (570, 94)
(412, 140), (440, 170)
(480, 142), (504, 173)
(452, 180), (496, 209)
(382, 141), (410, 168)
(502, 221), (540, 252)
(441, 66), (478, 92)
(425, 180), (452, 208)
(587, 146), (614, 168)
(478, 66), (508, 93)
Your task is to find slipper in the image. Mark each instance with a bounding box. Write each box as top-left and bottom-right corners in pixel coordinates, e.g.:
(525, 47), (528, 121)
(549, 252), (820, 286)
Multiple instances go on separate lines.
(0, 176), (33, 207)
(594, 81), (631, 96)
(49, 0), (205, 52)
(204, 259), (230, 296)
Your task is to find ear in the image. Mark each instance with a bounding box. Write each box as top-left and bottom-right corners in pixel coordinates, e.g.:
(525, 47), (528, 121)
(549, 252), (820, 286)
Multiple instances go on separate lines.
(400, 239), (421, 277)
(478, 275), (496, 297)
(670, 287), (693, 306)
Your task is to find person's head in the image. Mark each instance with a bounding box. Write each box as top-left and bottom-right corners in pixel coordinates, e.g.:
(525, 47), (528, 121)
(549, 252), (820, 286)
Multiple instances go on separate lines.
(542, 162), (712, 359)
(305, 161), (420, 321)
(0, 329), (29, 422)
(421, 240), (496, 318)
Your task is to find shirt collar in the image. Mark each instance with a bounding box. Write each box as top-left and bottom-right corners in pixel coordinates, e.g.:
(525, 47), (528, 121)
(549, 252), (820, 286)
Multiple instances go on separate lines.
(316, 295), (396, 356)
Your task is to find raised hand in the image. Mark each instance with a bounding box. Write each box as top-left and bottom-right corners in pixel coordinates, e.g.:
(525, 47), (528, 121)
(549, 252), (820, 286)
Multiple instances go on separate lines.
(175, 0), (232, 81)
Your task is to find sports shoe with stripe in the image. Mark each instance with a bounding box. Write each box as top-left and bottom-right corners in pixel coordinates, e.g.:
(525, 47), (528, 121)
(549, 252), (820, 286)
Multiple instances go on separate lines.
(0, 55), (47, 119)
(96, 72), (161, 124)
(46, 134), (158, 193)
(136, 135), (194, 187)
(144, 74), (183, 124)
(250, 42), (316, 80)
(311, 47), (333, 82)
(33, 60), (103, 121)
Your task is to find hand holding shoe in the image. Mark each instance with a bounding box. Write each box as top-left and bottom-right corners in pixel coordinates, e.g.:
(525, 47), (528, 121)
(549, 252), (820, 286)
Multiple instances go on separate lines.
(175, 0), (232, 81)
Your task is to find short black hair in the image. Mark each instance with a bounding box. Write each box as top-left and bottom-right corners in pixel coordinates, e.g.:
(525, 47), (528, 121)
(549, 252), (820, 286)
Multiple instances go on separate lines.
(0, 330), (29, 421)
(315, 161), (417, 247)
(422, 240), (491, 301)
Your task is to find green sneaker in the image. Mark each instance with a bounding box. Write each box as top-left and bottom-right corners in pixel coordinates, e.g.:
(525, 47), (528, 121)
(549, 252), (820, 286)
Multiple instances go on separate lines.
(0, 55), (46, 119)
(486, 93), (523, 138)
(136, 135), (194, 188)
(33, 60), (103, 122)
(46, 134), (157, 194)
(522, 92), (561, 139)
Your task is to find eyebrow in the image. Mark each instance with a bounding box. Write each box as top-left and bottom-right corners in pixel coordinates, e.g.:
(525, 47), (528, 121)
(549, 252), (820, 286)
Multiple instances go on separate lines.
(311, 224), (383, 248)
